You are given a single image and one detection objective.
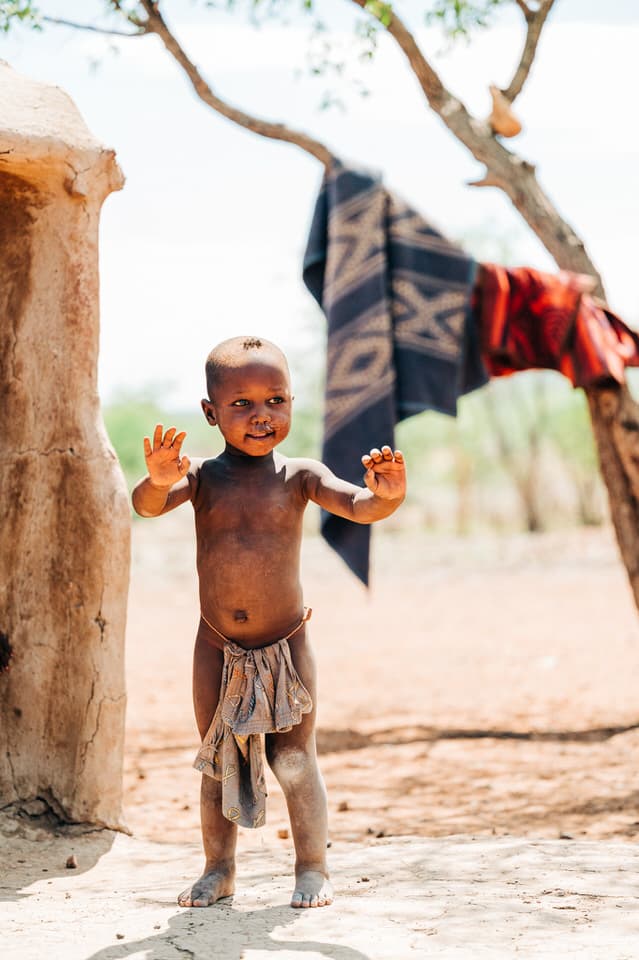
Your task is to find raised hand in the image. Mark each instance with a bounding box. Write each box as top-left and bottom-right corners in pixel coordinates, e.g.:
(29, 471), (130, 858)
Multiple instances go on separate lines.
(143, 424), (191, 489)
(361, 446), (405, 501)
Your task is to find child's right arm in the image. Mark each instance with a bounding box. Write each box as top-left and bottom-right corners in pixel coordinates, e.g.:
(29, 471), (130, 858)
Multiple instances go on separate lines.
(131, 423), (193, 518)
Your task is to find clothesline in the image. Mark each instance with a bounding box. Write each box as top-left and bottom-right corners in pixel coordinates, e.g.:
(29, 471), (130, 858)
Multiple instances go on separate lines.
(303, 162), (639, 586)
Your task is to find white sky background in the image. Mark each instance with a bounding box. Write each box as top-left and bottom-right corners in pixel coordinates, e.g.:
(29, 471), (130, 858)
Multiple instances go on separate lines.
(2, 0), (639, 410)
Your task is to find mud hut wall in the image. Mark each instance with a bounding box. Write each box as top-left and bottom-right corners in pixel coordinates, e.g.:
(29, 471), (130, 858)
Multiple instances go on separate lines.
(0, 129), (130, 827)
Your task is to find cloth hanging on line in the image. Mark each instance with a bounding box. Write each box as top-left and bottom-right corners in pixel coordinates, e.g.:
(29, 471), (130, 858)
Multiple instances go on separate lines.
(474, 263), (639, 387)
(303, 167), (639, 585)
(303, 162), (487, 585)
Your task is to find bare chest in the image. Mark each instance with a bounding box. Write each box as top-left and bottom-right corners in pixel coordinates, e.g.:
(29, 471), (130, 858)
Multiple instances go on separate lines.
(194, 464), (306, 539)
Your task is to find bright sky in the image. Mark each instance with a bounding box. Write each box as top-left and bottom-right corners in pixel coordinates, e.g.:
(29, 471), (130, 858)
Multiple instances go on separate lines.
(3, 0), (638, 409)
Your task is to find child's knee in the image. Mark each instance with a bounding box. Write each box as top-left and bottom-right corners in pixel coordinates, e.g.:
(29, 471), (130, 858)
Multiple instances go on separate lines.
(266, 742), (314, 785)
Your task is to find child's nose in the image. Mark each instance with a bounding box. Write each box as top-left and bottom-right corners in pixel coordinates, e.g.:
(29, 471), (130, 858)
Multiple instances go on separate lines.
(251, 406), (271, 423)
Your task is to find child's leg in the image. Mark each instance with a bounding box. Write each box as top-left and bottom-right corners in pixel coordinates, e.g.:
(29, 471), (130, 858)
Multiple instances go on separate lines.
(265, 630), (333, 908)
(178, 630), (237, 907)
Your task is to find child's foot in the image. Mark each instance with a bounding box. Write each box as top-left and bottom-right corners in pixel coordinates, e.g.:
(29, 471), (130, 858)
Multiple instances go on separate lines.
(178, 865), (235, 907)
(291, 869), (333, 908)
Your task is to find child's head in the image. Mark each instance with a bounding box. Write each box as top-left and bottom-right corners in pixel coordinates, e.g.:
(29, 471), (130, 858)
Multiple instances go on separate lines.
(201, 336), (292, 457)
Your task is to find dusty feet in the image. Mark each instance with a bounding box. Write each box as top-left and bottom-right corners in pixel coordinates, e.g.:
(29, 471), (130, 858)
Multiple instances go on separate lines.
(178, 865), (235, 907)
(291, 869), (334, 908)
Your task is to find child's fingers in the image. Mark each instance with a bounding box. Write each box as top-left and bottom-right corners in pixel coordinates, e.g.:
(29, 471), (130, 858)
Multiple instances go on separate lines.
(362, 466), (377, 491)
(178, 456), (191, 477)
(143, 436), (152, 459)
(153, 423), (164, 451)
(173, 431), (187, 454)
(363, 447), (403, 470)
(163, 426), (177, 446)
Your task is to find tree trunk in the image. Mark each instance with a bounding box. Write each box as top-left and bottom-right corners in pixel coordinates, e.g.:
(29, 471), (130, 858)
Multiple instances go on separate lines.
(586, 386), (639, 603)
(512, 170), (639, 607)
(0, 64), (130, 829)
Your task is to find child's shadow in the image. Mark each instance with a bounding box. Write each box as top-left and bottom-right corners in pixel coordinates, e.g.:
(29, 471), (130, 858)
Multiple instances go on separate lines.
(86, 901), (371, 960)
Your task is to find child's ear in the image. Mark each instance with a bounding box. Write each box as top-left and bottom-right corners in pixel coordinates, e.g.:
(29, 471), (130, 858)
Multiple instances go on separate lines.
(201, 398), (217, 426)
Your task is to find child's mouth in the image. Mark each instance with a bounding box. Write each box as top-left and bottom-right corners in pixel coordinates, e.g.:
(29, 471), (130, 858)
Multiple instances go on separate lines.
(246, 431), (274, 440)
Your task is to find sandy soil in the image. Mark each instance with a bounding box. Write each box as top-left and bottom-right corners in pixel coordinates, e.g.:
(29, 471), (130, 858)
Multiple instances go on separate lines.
(3, 828), (639, 959)
(124, 511), (639, 850)
(4, 514), (639, 959)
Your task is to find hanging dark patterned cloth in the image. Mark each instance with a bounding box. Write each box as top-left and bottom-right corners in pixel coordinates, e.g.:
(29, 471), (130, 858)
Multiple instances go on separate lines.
(474, 263), (639, 387)
(303, 163), (487, 585)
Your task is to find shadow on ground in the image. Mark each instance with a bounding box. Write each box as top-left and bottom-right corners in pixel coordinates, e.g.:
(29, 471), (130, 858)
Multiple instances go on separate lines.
(84, 902), (371, 960)
(0, 814), (116, 904)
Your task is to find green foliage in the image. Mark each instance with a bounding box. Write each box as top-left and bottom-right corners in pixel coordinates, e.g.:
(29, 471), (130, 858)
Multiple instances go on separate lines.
(0, 0), (39, 31)
(543, 387), (597, 471)
(364, 0), (393, 28)
(425, 0), (507, 40)
(103, 391), (163, 490)
(197, 0), (315, 25)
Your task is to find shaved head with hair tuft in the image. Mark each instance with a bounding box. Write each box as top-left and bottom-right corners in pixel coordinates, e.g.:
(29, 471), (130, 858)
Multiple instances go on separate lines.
(204, 336), (289, 398)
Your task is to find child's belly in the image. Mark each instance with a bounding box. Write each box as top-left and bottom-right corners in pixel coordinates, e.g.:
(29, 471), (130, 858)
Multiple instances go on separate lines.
(195, 529), (305, 646)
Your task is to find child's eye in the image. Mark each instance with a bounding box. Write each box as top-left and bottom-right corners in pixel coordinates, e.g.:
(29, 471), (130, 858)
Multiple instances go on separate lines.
(268, 396), (284, 405)
(231, 399), (249, 406)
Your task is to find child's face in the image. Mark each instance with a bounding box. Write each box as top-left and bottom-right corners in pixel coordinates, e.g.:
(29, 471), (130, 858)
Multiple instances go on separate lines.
(202, 357), (292, 457)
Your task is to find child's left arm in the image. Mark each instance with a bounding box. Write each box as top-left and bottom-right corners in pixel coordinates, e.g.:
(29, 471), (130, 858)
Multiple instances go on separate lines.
(305, 446), (406, 523)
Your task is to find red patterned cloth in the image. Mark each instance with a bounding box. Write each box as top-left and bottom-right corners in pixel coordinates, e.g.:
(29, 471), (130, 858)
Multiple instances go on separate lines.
(474, 263), (639, 387)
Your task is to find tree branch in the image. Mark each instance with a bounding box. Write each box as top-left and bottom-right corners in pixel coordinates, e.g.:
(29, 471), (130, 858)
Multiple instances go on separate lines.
(351, 0), (604, 295)
(503, 0), (556, 103)
(513, 0), (532, 18)
(132, 0), (334, 168)
(353, 0), (449, 109)
(41, 15), (144, 38)
(355, 4), (639, 616)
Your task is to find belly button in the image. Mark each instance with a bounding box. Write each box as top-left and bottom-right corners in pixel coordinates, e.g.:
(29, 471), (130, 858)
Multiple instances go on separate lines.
(234, 610), (248, 623)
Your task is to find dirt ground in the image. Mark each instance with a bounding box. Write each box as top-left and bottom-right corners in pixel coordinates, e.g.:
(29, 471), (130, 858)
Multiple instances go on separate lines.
(124, 509), (639, 852)
(5, 829), (639, 959)
(5, 512), (639, 960)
